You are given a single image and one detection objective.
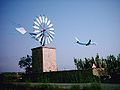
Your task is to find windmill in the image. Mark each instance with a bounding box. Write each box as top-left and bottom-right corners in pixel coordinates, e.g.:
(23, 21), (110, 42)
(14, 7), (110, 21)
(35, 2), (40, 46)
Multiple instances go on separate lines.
(16, 15), (54, 46)
(15, 15), (57, 72)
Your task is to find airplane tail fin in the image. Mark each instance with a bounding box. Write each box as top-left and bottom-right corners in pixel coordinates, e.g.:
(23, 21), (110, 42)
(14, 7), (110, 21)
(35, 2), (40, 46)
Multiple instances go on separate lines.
(91, 42), (96, 45)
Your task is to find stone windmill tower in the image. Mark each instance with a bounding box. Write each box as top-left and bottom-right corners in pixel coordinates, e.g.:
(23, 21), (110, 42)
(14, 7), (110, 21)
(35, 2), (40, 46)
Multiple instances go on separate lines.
(32, 46), (56, 73)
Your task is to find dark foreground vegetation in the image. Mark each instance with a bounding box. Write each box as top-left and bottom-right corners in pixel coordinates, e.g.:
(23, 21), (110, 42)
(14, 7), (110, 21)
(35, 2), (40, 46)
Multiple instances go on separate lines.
(0, 70), (99, 83)
(0, 54), (120, 90)
(0, 83), (120, 90)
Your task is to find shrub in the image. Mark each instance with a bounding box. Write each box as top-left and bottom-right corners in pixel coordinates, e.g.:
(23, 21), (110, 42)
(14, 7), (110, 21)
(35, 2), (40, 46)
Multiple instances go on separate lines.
(90, 83), (101, 90)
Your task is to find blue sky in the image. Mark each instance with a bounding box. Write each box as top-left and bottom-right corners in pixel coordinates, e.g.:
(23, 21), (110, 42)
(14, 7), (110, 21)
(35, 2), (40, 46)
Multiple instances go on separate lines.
(0, 0), (120, 72)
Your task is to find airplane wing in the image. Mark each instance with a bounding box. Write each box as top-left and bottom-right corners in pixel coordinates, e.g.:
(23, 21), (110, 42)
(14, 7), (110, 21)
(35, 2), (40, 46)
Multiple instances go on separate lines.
(77, 41), (86, 45)
(75, 37), (86, 45)
(86, 40), (91, 46)
(75, 37), (80, 42)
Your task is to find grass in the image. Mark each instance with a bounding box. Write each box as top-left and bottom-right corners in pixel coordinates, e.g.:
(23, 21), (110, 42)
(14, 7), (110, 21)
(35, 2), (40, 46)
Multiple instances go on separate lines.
(0, 83), (120, 90)
(101, 83), (120, 90)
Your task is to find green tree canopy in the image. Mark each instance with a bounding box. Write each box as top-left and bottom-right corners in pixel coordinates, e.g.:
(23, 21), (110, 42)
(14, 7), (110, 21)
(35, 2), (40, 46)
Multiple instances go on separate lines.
(18, 55), (32, 74)
(74, 54), (120, 74)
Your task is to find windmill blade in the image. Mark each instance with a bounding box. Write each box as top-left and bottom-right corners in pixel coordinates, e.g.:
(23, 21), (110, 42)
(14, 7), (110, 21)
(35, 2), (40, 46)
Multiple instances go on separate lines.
(38, 34), (43, 42)
(38, 15), (42, 23)
(48, 23), (53, 28)
(47, 20), (51, 26)
(46, 36), (50, 44)
(42, 36), (46, 46)
(45, 27), (54, 31)
(48, 35), (53, 42)
(42, 16), (45, 23)
(16, 27), (27, 34)
(34, 21), (39, 27)
(36, 17), (40, 24)
(36, 16), (44, 29)
(35, 33), (41, 38)
(34, 30), (40, 33)
(46, 31), (53, 42)
(45, 16), (48, 24)
(47, 31), (54, 39)
(49, 31), (55, 35)
(49, 28), (54, 31)
(33, 25), (39, 29)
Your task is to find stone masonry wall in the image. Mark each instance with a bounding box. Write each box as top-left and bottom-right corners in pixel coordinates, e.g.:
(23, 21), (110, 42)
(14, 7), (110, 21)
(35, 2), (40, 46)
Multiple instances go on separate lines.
(43, 47), (57, 72)
(32, 46), (57, 73)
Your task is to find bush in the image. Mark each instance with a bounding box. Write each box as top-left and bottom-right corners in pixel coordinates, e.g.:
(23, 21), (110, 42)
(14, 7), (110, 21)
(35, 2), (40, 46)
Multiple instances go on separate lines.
(0, 72), (22, 83)
(90, 83), (101, 90)
(0, 83), (65, 90)
(70, 85), (81, 90)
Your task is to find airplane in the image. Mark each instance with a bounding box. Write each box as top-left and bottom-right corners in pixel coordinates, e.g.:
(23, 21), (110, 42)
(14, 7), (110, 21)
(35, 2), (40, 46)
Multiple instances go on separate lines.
(75, 37), (96, 46)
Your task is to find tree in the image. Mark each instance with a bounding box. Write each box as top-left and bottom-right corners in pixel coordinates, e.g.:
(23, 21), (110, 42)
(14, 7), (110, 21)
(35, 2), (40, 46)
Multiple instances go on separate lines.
(74, 54), (120, 75)
(91, 57), (95, 64)
(74, 58), (84, 70)
(106, 55), (116, 74)
(95, 53), (101, 68)
(116, 54), (120, 72)
(101, 57), (107, 68)
(84, 58), (90, 69)
(106, 54), (120, 73)
(117, 54), (120, 61)
(18, 55), (32, 74)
